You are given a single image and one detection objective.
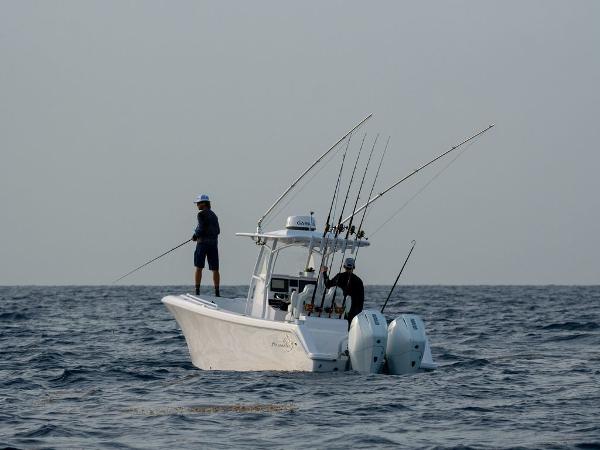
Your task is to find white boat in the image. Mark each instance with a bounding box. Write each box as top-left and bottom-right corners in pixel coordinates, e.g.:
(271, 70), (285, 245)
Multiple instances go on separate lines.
(163, 215), (436, 373)
(162, 116), (494, 373)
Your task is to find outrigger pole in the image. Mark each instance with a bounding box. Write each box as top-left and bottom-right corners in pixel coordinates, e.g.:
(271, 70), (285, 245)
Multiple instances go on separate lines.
(340, 124), (495, 226)
(256, 114), (372, 234)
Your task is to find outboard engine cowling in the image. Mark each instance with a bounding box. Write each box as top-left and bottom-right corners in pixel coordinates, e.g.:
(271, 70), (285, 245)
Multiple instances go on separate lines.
(348, 310), (388, 374)
(386, 314), (427, 375)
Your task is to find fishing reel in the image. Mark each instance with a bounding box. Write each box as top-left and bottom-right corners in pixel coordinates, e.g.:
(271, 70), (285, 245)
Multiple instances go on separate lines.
(334, 224), (346, 234)
(333, 304), (345, 315)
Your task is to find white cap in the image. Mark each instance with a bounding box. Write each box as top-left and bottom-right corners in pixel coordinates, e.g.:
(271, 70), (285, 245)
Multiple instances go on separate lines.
(194, 194), (210, 203)
(343, 257), (355, 269)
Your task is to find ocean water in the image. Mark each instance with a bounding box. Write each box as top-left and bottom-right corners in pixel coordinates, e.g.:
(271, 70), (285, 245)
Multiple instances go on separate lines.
(1, 285), (599, 449)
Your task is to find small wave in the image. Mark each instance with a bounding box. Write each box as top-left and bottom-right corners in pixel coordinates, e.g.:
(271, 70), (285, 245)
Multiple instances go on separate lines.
(546, 333), (590, 342)
(461, 406), (494, 412)
(25, 351), (66, 365)
(350, 403), (411, 415)
(1, 377), (43, 390)
(49, 368), (90, 383)
(541, 322), (599, 331)
(0, 312), (29, 321)
(16, 424), (59, 438)
(575, 443), (600, 450)
(445, 358), (491, 369)
(347, 434), (400, 446)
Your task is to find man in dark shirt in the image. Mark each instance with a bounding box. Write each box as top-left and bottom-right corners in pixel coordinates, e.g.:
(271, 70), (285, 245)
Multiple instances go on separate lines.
(192, 194), (221, 297)
(322, 257), (364, 325)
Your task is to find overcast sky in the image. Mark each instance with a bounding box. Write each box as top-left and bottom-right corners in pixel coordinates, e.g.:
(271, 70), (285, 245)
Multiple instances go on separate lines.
(1, 1), (599, 285)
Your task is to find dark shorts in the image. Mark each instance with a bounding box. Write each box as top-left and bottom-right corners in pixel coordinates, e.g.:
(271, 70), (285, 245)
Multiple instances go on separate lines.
(194, 241), (219, 270)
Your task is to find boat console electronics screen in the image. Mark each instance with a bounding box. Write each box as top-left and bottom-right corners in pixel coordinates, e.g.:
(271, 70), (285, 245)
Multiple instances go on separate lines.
(270, 278), (289, 292)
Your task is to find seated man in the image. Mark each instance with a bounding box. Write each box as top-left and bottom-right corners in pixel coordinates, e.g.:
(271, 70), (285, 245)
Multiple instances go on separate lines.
(321, 257), (364, 325)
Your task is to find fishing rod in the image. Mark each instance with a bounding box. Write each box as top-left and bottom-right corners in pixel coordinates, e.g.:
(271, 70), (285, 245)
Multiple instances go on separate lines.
(370, 139), (473, 238)
(381, 240), (416, 314)
(340, 124), (495, 226)
(351, 135), (390, 261)
(303, 137), (350, 306)
(332, 136), (390, 318)
(323, 136), (351, 236)
(310, 133), (366, 313)
(257, 114), (372, 234)
(333, 134), (379, 317)
(112, 238), (192, 284)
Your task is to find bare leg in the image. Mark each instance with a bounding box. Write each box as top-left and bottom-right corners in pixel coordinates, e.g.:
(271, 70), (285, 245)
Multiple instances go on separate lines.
(195, 267), (203, 295)
(213, 270), (220, 296)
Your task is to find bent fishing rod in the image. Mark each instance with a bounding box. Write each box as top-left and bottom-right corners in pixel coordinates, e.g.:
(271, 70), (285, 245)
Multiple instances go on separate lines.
(340, 124), (495, 227)
(112, 238), (192, 284)
(381, 240), (416, 314)
(257, 114), (372, 233)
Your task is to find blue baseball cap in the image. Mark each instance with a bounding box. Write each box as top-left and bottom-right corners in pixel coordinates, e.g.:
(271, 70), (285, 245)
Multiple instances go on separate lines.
(194, 194), (210, 203)
(344, 258), (355, 269)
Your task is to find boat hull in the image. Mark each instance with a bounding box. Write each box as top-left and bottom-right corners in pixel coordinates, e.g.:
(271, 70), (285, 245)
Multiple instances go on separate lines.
(162, 294), (348, 372)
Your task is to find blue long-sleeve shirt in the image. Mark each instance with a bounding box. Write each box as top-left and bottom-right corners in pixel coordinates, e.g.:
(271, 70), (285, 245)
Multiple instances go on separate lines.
(193, 209), (220, 243)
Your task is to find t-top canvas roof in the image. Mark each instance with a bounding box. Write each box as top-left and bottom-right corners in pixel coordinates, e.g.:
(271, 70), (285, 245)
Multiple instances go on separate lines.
(236, 229), (370, 249)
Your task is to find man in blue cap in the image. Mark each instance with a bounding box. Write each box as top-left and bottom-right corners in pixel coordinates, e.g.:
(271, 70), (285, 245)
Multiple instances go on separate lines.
(192, 194), (221, 297)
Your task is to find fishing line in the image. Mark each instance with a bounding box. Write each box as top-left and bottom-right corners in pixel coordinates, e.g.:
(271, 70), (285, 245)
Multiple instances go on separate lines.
(339, 124), (494, 226)
(258, 114), (372, 233)
(262, 145), (341, 229)
(369, 140), (475, 238)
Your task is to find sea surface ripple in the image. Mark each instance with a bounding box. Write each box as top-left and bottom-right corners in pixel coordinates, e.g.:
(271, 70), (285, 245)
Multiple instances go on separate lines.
(1, 285), (599, 449)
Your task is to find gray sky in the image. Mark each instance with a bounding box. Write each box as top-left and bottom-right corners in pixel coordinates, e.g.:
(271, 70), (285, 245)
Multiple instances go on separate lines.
(1, 1), (599, 285)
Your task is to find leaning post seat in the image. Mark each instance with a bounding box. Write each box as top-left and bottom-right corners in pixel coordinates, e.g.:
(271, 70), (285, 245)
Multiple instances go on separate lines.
(298, 284), (315, 317)
(285, 284), (315, 321)
(333, 289), (352, 317)
(323, 286), (348, 315)
(285, 291), (299, 321)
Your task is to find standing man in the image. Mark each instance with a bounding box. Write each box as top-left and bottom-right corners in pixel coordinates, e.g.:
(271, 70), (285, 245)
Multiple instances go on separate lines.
(192, 194), (220, 297)
(322, 257), (364, 326)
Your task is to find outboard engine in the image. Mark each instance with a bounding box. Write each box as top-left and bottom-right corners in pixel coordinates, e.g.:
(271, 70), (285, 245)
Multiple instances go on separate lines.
(348, 310), (388, 374)
(386, 314), (427, 375)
